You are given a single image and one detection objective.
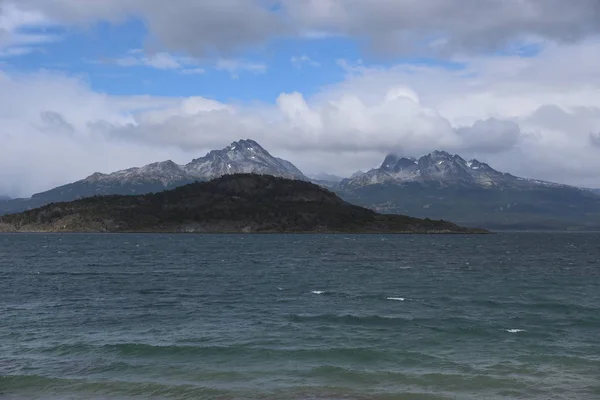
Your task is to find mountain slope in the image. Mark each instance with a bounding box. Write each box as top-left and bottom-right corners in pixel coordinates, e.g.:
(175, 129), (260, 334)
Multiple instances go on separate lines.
(336, 151), (600, 230)
(0, 174), (484, 234)
(184, 139), (305, 179)
(0, 139), (307, 216)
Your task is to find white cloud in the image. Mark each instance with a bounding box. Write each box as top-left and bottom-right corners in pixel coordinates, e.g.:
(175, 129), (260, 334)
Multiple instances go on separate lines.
(180, 68), (205, 75)
(0, 3), (59, 57)
(215, 58), (267, 78)
(291, 54), (320, 68)
(114, 50), (183, 70)
(0, 70), (189, 197)
(1, 2), (600, 195)
(3, 36), (600, 197)
(109, 50), (265, 78)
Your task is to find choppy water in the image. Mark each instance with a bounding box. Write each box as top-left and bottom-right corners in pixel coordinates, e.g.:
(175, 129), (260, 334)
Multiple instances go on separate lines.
(0, 233), (599, 400)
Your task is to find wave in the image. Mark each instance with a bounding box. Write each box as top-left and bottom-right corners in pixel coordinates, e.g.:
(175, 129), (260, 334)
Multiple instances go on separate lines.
(0, 375), (228, 399)
(4, 372), (529, 400)
(288, 313), (410, 327)
(34, 342), (396, 364)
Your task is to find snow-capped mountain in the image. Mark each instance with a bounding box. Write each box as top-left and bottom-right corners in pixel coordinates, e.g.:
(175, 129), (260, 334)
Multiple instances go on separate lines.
(78, 139), (305, 187)
(0, 139), (308, 214)
(184, 139), (305, 180)
(340, 151), (570, 190)
(84, 160), (191, 187)
(335, 150), (600, 230)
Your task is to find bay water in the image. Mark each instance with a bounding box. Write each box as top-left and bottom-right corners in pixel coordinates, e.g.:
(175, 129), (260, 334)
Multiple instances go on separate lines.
(1, 233), (599, 399)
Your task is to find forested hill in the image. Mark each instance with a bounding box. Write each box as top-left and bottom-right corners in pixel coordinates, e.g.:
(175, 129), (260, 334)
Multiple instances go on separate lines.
(0, 174), (486, 234)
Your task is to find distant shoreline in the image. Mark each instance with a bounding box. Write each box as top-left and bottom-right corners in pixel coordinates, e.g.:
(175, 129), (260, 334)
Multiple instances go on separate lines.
(0, 229), (490, 235)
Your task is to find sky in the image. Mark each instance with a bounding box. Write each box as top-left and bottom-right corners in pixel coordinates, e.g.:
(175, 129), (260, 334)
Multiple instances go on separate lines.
(1, 0), (600, 197)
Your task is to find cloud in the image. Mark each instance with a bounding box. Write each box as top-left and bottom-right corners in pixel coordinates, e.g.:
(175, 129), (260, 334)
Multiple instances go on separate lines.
(284, 0), (600, 55)
(2, 36), (600, 196)
(215, 58), (267, 78)
(0, 3), (59, 57)
(455, 119), (522, 153)
(5, 0), (600, 57)
(4, 0), (285, 56)
(115, 51), (182, 69)
(180, 68), (205, 75)
(291, 54), (320, 68)
(0, 69), (188, 197)
(107, 51), (261, 77)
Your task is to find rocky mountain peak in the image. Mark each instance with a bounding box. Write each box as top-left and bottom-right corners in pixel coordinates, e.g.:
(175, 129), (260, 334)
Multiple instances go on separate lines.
(380, 154), (417, 173)
(429, 150), (453, 159)
(139, 160), (182, 173)
(84, 172), (108, 182)
(340, 150), (539, 189)
(381, 154), (400, 170)
(229, 139), (263, 151)
(184, 139), (306, 180)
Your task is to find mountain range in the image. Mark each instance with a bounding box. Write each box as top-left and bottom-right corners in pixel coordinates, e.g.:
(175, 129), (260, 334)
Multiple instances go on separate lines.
(0, 139), (306, 215)
(1, 139), (600, 230)
(337, 151), (600, 230)
(339, 151), (567, 190)
(0, 174), (484, 234)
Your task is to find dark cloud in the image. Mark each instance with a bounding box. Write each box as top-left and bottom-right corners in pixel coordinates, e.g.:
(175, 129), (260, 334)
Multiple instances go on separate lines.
(5, 0), (284, 56)
(5, 0), (600, 56)
(39, 111), (75, 136)
(284, 0), (600, 56)
(590, 132), (600, 147)
(455, 119), (521, 153)
(141, 0), (285, 56)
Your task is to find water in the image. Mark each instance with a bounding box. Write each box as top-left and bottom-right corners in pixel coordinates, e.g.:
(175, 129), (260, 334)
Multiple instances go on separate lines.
(1, 233), (599, 400)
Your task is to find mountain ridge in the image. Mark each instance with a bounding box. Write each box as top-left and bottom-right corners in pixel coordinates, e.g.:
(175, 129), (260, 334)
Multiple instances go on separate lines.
(1, 141), (599, 230)
(0, 139), (308, 215)
(340, 150), (574, 191)
(336, 152), (600, 231)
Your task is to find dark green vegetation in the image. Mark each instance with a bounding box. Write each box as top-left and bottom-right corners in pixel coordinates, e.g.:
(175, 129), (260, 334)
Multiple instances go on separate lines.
(0, 174), (484, 233)
(0, 177), (198, 216)
(337, 183), (600, 231)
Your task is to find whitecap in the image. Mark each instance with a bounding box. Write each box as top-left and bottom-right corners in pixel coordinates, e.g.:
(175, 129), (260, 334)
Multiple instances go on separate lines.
(505, 329), (526, 333)
(387, 297), (405, 301)
(311, 291), (325, 295)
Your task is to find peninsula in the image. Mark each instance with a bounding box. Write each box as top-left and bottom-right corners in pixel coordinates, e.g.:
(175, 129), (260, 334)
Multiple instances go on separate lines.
(0, 174), (486, 234)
